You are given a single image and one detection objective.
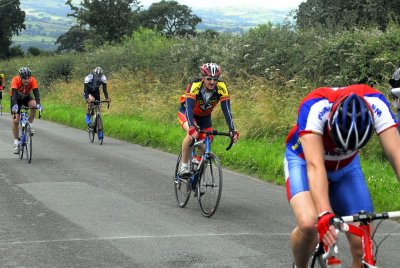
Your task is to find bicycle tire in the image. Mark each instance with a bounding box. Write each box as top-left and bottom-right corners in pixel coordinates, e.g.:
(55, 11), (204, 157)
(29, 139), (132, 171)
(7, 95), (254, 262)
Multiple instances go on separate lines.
(97, 114), (103, 145)
(0, 104), (2, 115)
(197, 153), (223, 217)
(26, 125), (32, 163)
(88, 113), (95, 143)
(174, 152), (191, 208)
(309, 243), (327, 268)
(19, 127), (24, 160)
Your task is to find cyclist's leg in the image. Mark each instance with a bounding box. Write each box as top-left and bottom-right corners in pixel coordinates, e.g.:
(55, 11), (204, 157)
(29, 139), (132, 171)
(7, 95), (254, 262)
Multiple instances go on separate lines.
(285, 149), (319, 268)
(87, 94), (95, 120)
(11, 97), (21, 147)
(195, 116), (212, 156)
(27, 97), (37, 124)
(177, 111), (193, 168)
(328, 155), (373, 267)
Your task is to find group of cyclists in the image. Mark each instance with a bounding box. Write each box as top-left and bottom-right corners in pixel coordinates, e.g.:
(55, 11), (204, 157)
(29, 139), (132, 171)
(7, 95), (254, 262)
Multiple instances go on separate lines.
(4, 66), (111, 154)
(3, 62), (400, 267)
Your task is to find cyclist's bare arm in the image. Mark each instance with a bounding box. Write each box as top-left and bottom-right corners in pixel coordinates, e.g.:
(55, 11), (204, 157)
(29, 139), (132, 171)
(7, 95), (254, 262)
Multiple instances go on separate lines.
(378, 127), (400, 179)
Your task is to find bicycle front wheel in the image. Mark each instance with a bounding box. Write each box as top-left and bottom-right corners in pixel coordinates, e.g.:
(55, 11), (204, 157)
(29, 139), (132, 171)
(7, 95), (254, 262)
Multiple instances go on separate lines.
(197, 153), (223, 217)
(19, 127), (24, 159)
(309, 243), (327, 268)
(97, 114), (103, 145)
(174, 152), (191, 208)
(25, 125), (32, 163)
(88, 114), (95, 143)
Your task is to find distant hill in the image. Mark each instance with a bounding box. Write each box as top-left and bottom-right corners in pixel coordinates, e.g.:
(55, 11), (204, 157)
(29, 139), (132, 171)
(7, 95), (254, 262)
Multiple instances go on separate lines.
(13, 0), (294, 51)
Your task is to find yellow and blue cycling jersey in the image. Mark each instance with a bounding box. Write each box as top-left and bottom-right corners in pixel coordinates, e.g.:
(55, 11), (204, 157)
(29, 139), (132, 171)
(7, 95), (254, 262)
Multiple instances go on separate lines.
(178, 78), (235, 130)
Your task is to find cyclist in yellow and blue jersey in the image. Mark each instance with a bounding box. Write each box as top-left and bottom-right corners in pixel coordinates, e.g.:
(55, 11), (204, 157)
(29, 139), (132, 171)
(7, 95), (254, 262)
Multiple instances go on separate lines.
(177, 63), (239, 175)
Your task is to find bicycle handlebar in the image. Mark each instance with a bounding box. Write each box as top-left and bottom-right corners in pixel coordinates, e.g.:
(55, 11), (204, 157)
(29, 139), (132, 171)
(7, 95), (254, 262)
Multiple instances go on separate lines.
(190, 129), (234, 151)
(322, 210), (400, 261)
(13, 106), (42, 119)
(341, 210), (400, 223)
(90, 100), (110, 109)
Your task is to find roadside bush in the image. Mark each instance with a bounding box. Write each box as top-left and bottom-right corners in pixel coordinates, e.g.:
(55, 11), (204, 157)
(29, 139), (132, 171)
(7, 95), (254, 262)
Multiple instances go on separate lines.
(41, 56), (74, 86)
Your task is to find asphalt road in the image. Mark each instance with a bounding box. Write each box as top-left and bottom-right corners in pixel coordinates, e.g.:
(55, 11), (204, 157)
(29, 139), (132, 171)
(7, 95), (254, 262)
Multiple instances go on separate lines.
(0, 113), (399, 267)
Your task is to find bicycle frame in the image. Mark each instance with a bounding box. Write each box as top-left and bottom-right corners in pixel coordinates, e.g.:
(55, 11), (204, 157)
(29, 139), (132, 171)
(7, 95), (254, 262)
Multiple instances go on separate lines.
(322, 210), (400, 267)
(191, 130), (233, 187)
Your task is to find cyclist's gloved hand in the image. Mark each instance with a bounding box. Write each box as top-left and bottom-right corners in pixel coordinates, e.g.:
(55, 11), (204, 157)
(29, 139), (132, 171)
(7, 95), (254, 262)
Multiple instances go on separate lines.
(36, 104), (43, 112)
(188, 126), (199, 139)
(11, 104), (18, 113)
(230, 129), (239, 143)
(317, 212), (343, 244)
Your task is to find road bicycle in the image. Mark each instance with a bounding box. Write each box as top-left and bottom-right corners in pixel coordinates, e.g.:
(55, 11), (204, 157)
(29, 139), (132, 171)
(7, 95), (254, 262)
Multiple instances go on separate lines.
(173, 129), (234, 217)
(310, 210), (400, 268)
(87, 100), (109, 145)
(15, 106), (41, 163)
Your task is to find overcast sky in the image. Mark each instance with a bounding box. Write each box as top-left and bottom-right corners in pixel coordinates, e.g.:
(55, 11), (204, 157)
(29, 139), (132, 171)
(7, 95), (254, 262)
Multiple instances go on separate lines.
(139, 0), (304, 9)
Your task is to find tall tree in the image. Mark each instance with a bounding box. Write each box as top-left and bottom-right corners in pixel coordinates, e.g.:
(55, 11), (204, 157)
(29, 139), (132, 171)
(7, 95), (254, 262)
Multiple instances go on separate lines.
(140, 0), (201, 37)
(295, 0), (400, 31)
(0, 0), (25, 58)
(55, 25), (88, 52)
(65, 0), (141, 47)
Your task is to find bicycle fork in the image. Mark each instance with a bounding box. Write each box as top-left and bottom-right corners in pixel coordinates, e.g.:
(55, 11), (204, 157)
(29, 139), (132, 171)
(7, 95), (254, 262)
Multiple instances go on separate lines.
(343, 223), (375, 266)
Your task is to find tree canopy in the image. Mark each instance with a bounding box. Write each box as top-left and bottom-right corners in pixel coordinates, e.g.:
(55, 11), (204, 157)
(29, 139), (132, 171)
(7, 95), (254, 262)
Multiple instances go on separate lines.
(65, 0), (141, 47)
(0, 0), (25, 59)
(295, 0), (400, 31)
(139, 0), (201, 37)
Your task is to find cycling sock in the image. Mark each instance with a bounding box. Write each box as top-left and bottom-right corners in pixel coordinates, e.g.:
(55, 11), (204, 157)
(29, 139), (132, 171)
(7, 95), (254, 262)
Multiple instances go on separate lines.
(14, 139), (19, 145)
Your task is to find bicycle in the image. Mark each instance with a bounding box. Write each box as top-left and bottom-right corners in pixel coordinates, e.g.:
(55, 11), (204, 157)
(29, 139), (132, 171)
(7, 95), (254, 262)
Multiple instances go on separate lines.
(173, 129), (234, 217)
(15, 106), (41, 163)
(310, 210), (400, 268)
(87, 100), (109, 145)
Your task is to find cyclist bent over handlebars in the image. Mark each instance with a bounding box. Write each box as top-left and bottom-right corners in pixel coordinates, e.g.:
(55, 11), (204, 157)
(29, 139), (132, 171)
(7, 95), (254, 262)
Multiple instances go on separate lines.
(284, 84), (400, 268)
(177, 63), (239, 176)
(10, 67), (43, 154)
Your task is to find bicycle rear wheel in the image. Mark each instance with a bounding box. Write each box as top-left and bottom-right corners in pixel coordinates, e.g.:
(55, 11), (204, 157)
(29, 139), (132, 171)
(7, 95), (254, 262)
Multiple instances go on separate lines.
(174, 152), (191, 208)
(197, 153), (223, 217)
(25, 125), (32, 163)
(88, 114), (95, 143)
(97, 114), (103, 145)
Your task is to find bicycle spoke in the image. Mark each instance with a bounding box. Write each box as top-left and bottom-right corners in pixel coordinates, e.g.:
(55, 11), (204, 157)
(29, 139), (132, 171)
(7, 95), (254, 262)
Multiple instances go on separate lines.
(198, 153), (222, 217)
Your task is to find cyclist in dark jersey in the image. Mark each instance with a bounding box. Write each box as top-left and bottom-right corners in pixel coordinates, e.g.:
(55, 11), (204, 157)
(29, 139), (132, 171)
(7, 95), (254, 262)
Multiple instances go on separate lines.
(177, 63), (239, 175)
(83, 67), (111, 126)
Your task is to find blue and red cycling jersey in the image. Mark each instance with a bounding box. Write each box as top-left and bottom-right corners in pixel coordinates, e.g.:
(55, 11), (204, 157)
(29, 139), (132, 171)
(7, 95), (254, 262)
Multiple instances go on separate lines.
(285, 84), (397, 171)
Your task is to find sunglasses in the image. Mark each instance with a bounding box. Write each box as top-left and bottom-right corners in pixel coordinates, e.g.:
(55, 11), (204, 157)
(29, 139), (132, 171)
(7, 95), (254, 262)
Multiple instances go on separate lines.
(205, 77), (218, 82)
